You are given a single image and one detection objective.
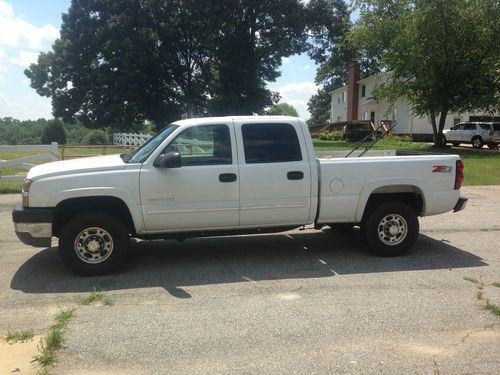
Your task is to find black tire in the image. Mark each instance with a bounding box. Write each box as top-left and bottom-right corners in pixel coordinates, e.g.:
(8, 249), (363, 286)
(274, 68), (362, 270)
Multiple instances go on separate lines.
(59, 212), (129, 276)
(452, 142), (460, 147)
(362, 201), (419, 257)
(471, 136), (483, 149)
(487, 143), (498, 150)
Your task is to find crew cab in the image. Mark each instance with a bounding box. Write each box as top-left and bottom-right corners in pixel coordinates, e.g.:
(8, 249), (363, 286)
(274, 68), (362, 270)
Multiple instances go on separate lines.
(13, 116), (467, 275)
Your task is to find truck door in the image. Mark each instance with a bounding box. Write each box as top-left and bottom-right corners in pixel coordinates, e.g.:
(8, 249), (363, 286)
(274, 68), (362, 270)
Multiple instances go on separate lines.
(139, 122), (239, 231)
(233, 120), (312, 227)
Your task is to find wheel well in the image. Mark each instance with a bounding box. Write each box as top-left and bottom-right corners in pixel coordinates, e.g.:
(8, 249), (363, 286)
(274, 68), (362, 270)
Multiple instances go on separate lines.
(53, 196), (136, 237)
(363, 187), (424, 220)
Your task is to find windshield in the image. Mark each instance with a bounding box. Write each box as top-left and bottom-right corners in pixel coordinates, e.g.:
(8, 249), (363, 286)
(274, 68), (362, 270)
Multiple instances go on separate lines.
(125, 124), (179, 163)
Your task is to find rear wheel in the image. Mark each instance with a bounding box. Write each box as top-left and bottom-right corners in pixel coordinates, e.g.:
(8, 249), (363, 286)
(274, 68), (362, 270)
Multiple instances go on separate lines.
(59, 212), (129, 276)
(362, 201), (419, 257)
(471, 136), (483, 149)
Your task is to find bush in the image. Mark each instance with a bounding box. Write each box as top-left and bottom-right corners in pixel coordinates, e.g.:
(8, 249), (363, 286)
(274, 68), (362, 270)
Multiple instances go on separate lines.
(385, 134), (413, 143)
(82, 129), (110, 145)
(41, 119), (67, 144)
(318, 131), (343, 141)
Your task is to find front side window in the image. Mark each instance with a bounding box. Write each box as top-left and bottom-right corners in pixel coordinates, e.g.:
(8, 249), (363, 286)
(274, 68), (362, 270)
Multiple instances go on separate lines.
(164, 125), (232, 166)
(464, 124), (476, 131)
(242, 123), (302, 164)
(127, 124), (178, 163)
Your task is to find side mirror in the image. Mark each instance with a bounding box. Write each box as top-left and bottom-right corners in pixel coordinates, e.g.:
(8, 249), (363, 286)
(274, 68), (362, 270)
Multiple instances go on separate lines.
(154, 152), (182, 168)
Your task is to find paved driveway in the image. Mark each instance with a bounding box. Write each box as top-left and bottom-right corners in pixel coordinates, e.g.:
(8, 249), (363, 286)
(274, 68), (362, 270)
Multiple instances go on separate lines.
(1, 186), (499, 374)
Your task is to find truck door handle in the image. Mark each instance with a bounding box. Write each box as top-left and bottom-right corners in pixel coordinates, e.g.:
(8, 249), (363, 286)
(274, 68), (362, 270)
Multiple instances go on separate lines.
(287, 171), (304, 180)
(219, 173), (237, 183)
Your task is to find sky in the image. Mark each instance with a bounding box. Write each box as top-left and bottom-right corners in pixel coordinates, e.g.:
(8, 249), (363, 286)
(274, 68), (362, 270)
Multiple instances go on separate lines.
(0, 0), (319, 121)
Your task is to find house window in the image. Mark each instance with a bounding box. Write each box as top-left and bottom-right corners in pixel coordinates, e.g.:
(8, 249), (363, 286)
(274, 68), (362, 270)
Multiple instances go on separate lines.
(343, 91), (347, 103)
(453, 117), (461, 125)
(392, 108), (398, 122)
(338, 93), (341, 104)
(361, 85), (366, 97)
(336, 116), (341, 122)
(363, 112), (369, 120)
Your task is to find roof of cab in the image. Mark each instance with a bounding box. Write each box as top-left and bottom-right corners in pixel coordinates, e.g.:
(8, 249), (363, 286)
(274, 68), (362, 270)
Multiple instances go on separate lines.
(172, 115), (301, 127)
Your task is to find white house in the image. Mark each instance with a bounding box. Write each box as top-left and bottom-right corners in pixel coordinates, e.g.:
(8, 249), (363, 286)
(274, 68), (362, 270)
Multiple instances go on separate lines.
(330, 63), (499, 138)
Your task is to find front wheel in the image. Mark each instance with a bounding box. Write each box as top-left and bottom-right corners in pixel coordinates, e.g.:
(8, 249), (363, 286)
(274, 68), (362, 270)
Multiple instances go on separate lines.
(59, 212), (129, 276)
(362, 201), (419, 257)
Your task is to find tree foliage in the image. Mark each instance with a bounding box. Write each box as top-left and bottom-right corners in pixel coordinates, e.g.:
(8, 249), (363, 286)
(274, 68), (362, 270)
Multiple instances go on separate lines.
(25, 0), (307, 130)
(266, 103), (299, 117)
(41, 119), (67, 145)
(304, 0), (382, 127)
(352, 0), (500, 145)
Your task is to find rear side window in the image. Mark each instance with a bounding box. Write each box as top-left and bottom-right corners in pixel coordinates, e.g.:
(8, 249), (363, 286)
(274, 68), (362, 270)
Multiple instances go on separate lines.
(242, 123), (302, 164)
(493, 124), (500, 131)
(479, 124), (490, 131)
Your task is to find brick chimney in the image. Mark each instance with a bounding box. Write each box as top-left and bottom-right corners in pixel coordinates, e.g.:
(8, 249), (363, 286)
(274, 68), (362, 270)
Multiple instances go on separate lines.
(347, 62), (360, 121)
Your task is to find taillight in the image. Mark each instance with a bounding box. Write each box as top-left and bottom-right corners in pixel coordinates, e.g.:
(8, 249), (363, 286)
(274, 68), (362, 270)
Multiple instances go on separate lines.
(455, 160), (464, 190)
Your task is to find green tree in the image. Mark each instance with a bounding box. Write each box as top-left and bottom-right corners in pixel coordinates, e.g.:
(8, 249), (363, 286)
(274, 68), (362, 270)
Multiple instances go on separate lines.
(25, 0), (219, 131)
(352, 0), (500, 145)
(305, 0), (382, 127)
(208, 0), (307, 115)
(41, 119), (67, 145)
(82, 129), (110, 145)
(266, 103), (299, 117)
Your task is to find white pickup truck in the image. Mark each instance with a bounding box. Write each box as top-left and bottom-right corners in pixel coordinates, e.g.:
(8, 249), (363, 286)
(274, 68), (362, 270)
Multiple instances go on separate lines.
(13, 116), (467, 275)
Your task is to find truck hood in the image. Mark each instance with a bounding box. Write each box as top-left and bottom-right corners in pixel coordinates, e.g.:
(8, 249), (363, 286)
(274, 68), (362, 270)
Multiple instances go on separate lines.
(27, 154), (127, 180)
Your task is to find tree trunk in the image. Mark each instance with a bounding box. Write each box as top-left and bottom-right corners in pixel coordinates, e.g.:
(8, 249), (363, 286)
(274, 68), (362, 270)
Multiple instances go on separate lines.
(436, 108), (449, 147)
(430, 113), (439, 146)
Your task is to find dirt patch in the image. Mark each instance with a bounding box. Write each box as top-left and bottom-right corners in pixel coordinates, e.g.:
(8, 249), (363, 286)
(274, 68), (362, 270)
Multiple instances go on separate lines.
(0, 335), (41, 375)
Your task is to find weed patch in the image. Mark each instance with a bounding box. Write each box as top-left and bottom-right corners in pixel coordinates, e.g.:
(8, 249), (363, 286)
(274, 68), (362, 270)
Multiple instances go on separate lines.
(79, 289), (113, 306)
(4, 329), (34, 343)
(34, 308), (76, 371)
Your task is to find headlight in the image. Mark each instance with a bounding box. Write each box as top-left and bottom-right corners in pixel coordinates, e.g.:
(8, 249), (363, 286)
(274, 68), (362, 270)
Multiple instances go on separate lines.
(22, 179), (32, 207)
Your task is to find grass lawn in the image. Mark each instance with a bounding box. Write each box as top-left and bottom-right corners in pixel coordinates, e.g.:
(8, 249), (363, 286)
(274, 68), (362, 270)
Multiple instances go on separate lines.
(1, 141), (498, 193)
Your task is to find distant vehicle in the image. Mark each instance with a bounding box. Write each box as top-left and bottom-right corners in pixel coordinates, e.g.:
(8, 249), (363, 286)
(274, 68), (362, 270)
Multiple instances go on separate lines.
(342, 121), (374, 141)
(444, 122), (500, 149)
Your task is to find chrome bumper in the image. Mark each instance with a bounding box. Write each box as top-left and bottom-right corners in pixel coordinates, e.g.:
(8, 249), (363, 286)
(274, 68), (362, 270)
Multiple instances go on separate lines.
(12, 204), (53, 247)
(14, 223), (52, 247)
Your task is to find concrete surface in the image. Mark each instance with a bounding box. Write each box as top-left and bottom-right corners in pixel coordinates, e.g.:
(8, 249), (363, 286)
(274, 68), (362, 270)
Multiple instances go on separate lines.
(1, 186), (499, 374)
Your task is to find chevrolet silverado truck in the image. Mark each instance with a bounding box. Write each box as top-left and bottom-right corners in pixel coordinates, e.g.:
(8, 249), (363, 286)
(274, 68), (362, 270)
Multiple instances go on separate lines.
(12, 116), (467, 275)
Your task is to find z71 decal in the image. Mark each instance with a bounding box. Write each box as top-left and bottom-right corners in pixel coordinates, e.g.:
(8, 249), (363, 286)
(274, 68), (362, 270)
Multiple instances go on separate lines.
(432, 165), (452, 173)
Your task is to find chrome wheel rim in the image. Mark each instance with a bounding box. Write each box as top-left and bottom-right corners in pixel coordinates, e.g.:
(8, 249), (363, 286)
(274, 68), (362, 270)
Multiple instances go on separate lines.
(377, 214), (408, 246)
(74, 227), (114, 264)
(473, 138), (481, 148)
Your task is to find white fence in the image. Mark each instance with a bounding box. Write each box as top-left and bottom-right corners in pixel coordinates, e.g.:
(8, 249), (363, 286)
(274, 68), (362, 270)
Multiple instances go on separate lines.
(113, 133), (151, 146)
(0, 142), (59, 182)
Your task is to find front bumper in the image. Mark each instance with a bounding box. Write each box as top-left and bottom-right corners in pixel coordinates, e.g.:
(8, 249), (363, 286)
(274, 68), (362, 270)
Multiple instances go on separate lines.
(12, 204), (54, 247)
(453, 196), (468, 213)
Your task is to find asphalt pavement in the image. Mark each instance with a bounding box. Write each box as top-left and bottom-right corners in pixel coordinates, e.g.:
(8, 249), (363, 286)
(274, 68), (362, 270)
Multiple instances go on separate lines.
(1, 186), (499, 374)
